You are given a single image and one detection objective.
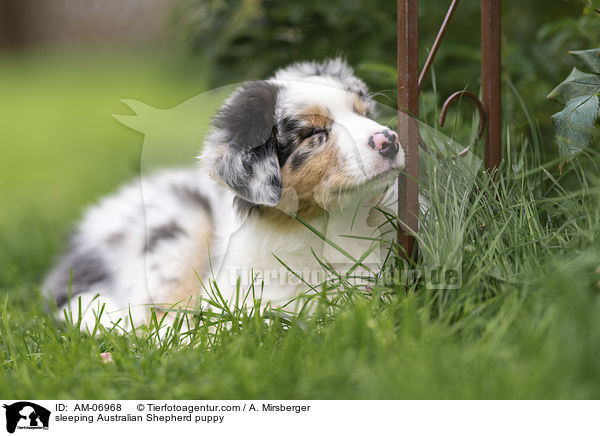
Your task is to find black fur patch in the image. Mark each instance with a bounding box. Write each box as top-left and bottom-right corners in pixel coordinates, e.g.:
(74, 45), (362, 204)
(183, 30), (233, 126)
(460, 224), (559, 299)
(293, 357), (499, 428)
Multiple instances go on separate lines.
(145, 221), (186, 252)
(214, 81), (280, 150)
(276, 116), (301, 166)
(51, 248), (110, 305)
(290, 149), (311, 171)
(233, 196), (258, 217)
(267, 172), (281, 191)
(172, 184), (213, 217)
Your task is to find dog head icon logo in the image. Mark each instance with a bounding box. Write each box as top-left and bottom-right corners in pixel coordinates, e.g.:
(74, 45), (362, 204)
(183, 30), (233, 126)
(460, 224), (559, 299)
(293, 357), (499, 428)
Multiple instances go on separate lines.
(3, 402), (50, 433)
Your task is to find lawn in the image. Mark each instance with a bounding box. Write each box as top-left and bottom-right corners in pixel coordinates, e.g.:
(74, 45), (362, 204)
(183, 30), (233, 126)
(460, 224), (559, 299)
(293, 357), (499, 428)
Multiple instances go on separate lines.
(1, 50), (599, 399)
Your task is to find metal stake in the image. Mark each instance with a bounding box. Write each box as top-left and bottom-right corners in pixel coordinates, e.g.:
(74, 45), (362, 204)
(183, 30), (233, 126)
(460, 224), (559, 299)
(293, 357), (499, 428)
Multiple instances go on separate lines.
(397, 0), (419, 259)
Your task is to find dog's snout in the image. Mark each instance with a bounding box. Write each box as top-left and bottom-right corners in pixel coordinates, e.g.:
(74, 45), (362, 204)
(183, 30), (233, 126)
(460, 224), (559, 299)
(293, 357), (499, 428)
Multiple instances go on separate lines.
(368, 130), (399, 160)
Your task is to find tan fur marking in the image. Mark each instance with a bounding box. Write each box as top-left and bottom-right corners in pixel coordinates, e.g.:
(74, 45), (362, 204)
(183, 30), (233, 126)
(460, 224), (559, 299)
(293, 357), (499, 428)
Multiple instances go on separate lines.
(283, 140), (337, 198)
(353, 96), (368, 116)
(300, 105), (331, 128)
(260, 133), (353, 224)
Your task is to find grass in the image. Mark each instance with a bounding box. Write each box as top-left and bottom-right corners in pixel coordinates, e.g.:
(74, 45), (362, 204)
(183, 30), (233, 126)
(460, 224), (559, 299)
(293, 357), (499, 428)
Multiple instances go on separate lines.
(1, 51), (600, 399)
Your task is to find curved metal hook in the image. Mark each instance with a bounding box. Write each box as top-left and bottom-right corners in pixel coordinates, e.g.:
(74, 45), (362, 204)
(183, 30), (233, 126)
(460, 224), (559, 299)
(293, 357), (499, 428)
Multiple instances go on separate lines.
(439, 90), (487, 141)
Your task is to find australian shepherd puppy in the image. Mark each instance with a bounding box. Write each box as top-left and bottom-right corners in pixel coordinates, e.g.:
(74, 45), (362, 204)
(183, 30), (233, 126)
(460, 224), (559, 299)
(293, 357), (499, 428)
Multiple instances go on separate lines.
(44, 59), (405, 328)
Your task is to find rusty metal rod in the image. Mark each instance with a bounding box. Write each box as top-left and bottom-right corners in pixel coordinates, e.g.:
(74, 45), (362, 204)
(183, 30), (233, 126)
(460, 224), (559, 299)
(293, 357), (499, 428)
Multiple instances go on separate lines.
(397, 0), (419, 259)
(481, 0), (502, 171)
(418, 0), (460, 92)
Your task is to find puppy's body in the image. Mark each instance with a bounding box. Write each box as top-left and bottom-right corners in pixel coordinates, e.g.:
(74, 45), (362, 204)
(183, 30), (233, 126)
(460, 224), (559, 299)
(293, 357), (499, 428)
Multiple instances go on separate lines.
(44, 59), (405, 327)
(44, 169), (236, 325)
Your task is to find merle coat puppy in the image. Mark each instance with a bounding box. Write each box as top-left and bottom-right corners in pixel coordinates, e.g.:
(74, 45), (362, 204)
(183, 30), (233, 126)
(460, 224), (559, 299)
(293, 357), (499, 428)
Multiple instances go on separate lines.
(44, 59), (405, 328)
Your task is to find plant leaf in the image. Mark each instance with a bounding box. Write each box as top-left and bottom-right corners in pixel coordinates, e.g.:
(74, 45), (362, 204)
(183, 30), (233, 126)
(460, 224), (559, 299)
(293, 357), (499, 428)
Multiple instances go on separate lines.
(551, 95), (599, 160)
(570, 48), (600, 74)
(547, 67), (600, 105)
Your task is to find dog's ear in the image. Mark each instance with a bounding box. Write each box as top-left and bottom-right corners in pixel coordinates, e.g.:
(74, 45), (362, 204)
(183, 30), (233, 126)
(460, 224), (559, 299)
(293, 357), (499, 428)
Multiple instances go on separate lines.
(202, 81), (282, 206)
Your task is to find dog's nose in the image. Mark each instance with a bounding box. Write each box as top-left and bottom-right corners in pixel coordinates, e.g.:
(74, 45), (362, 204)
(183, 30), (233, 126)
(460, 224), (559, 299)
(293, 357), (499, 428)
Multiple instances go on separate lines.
(368, 130), (399, 159)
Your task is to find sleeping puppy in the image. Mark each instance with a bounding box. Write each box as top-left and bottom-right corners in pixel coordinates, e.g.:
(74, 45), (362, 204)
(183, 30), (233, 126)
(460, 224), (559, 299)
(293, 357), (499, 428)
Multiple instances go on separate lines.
(43, 58), (405, 329)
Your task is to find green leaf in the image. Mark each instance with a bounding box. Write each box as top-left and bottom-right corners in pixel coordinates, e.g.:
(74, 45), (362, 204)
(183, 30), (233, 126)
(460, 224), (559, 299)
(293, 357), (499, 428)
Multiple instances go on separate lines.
(570, 48), (600, 74)
(547, 68), (600, 105)
(551, 95), (599, 160)
(549, 48), (600, 160)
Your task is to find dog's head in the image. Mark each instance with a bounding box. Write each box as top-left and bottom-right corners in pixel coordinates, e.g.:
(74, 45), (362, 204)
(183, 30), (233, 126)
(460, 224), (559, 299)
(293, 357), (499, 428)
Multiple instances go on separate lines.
(202, 58), (405, 218)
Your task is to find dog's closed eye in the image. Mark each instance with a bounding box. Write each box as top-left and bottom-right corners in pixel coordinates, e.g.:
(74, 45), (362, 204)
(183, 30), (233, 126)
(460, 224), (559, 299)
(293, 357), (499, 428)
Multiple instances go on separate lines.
(298, 127), (328, 143)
